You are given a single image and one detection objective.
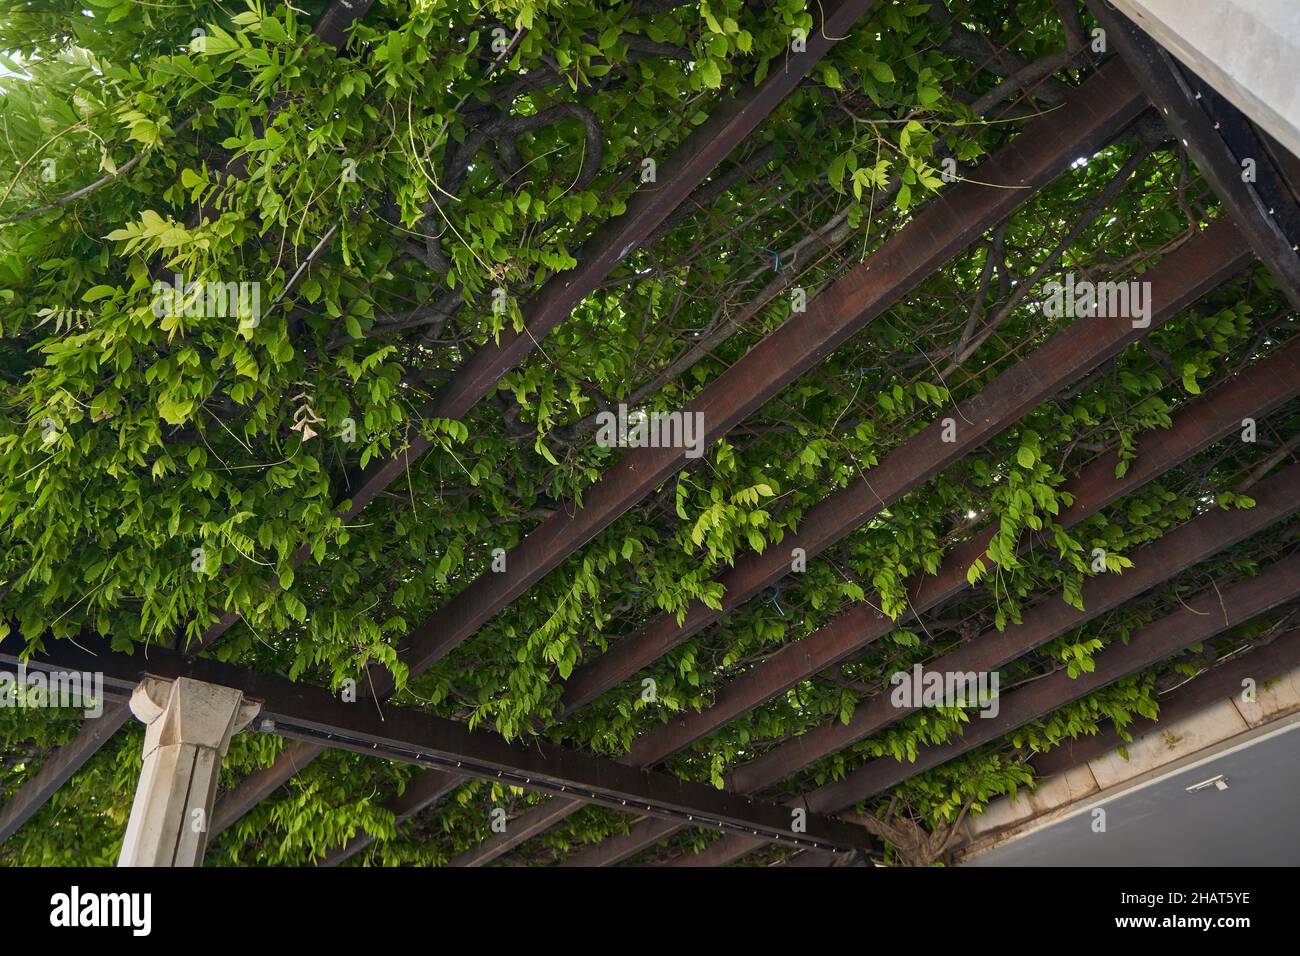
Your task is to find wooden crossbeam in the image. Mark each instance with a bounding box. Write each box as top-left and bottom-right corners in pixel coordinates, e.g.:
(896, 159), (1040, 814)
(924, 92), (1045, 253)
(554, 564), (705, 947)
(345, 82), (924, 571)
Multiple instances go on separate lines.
(0, 644), (873, 854)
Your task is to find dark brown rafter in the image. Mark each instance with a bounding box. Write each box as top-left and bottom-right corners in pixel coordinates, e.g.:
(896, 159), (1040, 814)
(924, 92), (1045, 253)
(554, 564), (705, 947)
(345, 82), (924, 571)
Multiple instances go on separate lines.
(666, 466), (1300, 865)
(311, 0), (377, 48)
(0, 705), (130, 843)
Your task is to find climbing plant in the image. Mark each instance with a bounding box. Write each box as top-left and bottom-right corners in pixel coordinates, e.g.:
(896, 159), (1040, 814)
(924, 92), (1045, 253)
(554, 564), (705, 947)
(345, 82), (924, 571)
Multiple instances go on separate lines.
(1, 0), (1295, 866)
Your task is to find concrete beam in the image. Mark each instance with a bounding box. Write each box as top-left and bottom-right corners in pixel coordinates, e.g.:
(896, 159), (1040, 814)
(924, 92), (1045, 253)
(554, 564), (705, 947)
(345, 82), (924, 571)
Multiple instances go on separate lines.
(1111, 0), (1300, 158)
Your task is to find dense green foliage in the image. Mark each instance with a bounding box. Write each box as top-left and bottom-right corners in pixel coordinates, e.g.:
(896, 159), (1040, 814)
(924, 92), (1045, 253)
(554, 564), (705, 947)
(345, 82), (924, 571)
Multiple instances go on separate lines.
(1, 0), (1295, 866)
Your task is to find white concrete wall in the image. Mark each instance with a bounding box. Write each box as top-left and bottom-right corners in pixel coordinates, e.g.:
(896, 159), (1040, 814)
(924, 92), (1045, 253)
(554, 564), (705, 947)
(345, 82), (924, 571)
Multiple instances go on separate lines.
(955, 663), (1300, 860)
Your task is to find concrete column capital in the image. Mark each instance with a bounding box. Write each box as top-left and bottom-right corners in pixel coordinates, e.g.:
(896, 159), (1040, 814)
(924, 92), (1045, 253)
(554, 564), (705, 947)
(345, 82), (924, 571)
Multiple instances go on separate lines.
(129, 676), (260, 761)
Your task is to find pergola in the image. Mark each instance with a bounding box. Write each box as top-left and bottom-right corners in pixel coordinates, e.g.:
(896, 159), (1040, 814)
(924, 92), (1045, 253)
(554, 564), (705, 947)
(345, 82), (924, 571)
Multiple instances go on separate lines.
(1, 0), (1298, 867)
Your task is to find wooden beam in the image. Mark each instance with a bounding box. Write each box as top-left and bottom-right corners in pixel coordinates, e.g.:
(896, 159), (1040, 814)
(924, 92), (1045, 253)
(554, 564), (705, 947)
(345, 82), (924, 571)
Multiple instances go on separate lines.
(1030, 627), (1300, 777)
(0, 645), (873, 854)
(0, 703), (131, 843)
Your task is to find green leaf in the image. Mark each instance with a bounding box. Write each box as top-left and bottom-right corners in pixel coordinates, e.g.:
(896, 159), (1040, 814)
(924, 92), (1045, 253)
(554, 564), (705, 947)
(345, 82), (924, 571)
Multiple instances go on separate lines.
(82, 284), (116, 303)
(698, 59), (722, 88)
(869, 60), (895, 83)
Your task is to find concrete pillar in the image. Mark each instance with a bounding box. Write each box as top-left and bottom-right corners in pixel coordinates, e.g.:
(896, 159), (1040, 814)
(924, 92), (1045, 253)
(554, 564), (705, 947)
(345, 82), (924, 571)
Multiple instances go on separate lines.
(118, 676), (260, 867)
(1112, 0), (1300, 159)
